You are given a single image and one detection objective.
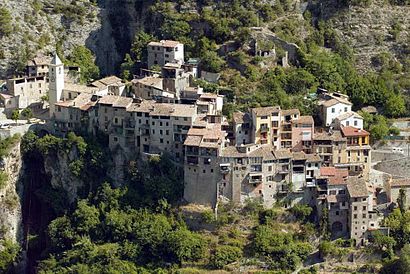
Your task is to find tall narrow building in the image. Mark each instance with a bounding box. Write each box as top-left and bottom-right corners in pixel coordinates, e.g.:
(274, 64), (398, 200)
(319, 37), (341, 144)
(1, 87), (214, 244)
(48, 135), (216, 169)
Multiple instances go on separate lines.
(48, 53), (65, 117)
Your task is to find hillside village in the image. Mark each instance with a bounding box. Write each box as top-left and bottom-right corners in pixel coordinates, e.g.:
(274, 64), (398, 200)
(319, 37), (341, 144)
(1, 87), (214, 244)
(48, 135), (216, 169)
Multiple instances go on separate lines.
(0, 38), (408, 253)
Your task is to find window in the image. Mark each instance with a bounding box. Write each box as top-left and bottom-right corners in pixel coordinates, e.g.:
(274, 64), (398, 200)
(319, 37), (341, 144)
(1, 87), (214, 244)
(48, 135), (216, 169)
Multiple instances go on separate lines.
(211, 169), (214, 173)
(203, 169), (206, 173)
(152, 121), (155, 125)
(152, 130), (155, 134)
(166, 130), (169, 135)
(114, 118), (118, 123)
(354, 120), (358, 126)
(336, 211), (339, 216)
(344, 107), (348, 112)
(346, 121), (349, 126)
(354, 206), (357, 210)
(331, 108), (335, 113)
(114, 137), (118, 142)
(362, 214), (366, 218)
(354, 214), (357, 219)
(160, 138), (163, 143)
(184, 117), (188, 121)
(160, 130), (163, 135)
(160, 122), (163, 126)
(363, 206), (366, 210)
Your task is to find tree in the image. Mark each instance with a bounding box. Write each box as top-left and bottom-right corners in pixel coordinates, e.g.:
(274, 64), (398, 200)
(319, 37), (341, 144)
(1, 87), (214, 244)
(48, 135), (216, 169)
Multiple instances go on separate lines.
(398, 188), (407, 214)
(67, 46), (100, 83)
(166, 228), (206, 265)
(11, 109), (19, 124)
(21, 108), (33, 121)
(385, 94), (406, 118)
(201, 51), (226, 73)
(130, 31), (154, 62)
(0, 7), (12, 37)
(372, 231), (396, 258)
(0, 239), (20, 272)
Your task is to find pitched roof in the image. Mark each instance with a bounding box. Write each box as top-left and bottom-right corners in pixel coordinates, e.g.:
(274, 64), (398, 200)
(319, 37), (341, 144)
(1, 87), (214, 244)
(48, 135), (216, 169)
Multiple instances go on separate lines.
(273, 149), (292, 159)
(306, 153), (321, 162)
(91, 76), (124, 89)
(98, 95), (133, 108)
(314, 130), (346, 142)
(133, 77), (163, 88)
(27, 55), (52, 66)
(251, 106), (280, 116)
(336, 111), (363, 121)
(320, 96), (352, 107)
(346, 177), (369, 198)
(63, 83), (98, 94)
(293, 115), (314, 124)
(390, 178), (410, 188)
(51, 53), (63, 65)
(341, 126), (369, 137)
(282, 109), (300, 116)
(148, 40), (182, 47)
(292, 151), (306, 161)
(320, 167), (337, 177)
(232, 112), (251, 124)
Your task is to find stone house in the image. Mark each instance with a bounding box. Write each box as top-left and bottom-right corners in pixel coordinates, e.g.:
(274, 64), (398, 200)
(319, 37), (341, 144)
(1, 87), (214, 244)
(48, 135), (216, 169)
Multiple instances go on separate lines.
(183, 124), (227, 206)
(332, 111), (363, 130)
(5, 75), (48, 109)
(291, 115), (314, 153)
(147, 40), (184, 69)
(385, 178), (410, 207)
(318, 92), (352, 127)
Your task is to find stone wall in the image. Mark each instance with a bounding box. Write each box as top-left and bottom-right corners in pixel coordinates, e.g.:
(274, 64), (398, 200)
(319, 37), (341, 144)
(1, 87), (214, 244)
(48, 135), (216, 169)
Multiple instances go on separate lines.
(374, 157), (410, 179)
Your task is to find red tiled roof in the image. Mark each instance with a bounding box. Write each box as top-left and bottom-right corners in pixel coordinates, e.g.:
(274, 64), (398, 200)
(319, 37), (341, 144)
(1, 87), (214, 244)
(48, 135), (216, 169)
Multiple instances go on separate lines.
(341, 126), (369, 137)
(320, 167), (336, 177)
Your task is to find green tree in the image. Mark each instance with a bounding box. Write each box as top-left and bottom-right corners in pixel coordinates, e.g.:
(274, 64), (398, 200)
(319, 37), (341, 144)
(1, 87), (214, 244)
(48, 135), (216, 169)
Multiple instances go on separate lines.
(166, 228), (206, 265)
(0, 7), (12, 37)
(11, 109), (19, 124)
(21, 108), (33, 120)
(67, 46), (100, 83)
(372, 231), (396, 258)
(0, 239), (20, 272)
(201, 51), (226, 73)
(385, 94), (406, 118)
(130, 31), (154, 62)
(398, 188), (407, 214)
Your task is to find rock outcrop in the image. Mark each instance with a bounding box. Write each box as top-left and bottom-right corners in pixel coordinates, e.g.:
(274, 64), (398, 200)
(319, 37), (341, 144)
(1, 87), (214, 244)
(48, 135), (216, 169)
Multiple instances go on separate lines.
(0, 142), (23, 247)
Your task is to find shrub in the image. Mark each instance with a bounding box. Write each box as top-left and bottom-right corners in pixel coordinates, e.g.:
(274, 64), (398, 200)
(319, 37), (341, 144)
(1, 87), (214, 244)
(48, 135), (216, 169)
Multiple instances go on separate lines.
(210, 245), (242, 269)
(289, 204), (313, 223)
(0, 7), (12, 37)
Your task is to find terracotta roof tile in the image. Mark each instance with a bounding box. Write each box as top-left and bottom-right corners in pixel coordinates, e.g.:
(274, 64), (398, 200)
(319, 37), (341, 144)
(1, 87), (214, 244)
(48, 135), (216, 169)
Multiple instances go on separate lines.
(341, 126), (369, 137)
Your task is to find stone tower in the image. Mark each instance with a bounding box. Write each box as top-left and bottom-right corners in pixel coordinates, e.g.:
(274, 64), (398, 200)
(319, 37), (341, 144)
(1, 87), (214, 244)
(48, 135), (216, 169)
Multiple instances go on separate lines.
(48, 53), (64, 117)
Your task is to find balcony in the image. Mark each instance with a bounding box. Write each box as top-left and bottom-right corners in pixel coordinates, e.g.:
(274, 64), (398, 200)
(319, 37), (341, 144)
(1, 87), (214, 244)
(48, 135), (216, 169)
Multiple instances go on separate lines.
(282, 125), (292, 132)
(220, 163), (231, 174)
(187, 156), (199, 165)
(278, 166), (289, 174)
(186, 148), (199, 156)
(249, 173), (263, 184)
(260, 126), (269, 133)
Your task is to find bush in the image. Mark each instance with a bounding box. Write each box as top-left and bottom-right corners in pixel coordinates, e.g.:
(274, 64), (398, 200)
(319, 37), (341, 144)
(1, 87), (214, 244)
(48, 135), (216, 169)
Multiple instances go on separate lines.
(289, 204), (313, 223)
(210, 245), (242, 269)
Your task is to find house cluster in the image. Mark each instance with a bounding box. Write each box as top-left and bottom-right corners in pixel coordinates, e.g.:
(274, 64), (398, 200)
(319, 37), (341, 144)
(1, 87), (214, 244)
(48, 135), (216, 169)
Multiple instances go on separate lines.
(1, 39), (396, 246)
(0, 54), (125, 115)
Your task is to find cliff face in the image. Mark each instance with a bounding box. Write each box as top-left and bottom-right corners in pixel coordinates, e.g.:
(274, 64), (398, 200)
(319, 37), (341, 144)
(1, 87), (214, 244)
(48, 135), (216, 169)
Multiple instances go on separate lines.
(0, 142), (23, 248)
(0, 0), (154, 78)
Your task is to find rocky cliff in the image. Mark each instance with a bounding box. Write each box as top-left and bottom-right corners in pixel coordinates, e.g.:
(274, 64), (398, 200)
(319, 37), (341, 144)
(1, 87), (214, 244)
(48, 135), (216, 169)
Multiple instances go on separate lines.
(0, 0), (154, 78)
(0, 142), (23, 246)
